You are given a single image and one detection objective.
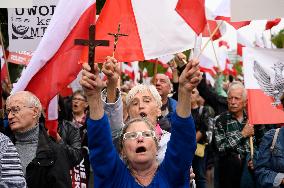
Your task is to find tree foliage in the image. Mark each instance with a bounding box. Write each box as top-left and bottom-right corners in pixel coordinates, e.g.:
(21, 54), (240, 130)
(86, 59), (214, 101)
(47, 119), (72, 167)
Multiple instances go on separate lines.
(272, 29), (284, 48)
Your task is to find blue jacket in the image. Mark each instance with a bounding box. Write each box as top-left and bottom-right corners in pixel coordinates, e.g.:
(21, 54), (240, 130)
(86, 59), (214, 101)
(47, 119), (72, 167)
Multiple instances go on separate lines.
(87, 111), (196, 188)
(255, 128), (284, 188)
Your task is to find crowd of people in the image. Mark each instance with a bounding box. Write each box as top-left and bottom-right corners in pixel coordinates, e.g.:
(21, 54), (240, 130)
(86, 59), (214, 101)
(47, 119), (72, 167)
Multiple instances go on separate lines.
(0, 54), (284, 188)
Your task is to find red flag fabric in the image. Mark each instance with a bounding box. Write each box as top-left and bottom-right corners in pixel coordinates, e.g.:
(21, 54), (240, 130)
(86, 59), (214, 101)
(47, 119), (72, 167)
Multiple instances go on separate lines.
(265, 18), (281, 30)
(175, 0), (207, 35)
(237, 43), (244, 56)
(219, 40), (230, 49)
(228, 21), (251, 29)
(12, 0), (97, 136)
(80, 0), (197, 63)
(202, 20), (222, 41)
(243, 47), (284, 124)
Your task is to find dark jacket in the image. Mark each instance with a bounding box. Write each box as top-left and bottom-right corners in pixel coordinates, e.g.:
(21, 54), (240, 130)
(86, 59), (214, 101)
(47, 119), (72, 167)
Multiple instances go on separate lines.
(25, 124), (72, 188)
(58, 120), (83, 167)
(197, 75), (228, 115)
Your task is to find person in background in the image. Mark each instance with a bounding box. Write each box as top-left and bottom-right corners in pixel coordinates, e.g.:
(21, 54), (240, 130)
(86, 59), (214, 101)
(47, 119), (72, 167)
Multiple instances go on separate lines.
(6, 91), (71, 188)
(214, 81), (254, 188)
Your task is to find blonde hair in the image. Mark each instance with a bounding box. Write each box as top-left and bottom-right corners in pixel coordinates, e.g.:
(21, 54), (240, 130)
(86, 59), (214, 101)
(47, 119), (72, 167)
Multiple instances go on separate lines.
(126, 84), (162, 108)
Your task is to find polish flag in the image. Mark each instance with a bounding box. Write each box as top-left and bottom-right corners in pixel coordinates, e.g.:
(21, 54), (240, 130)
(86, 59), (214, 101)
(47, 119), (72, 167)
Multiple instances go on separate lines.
(202, 20), (222, 41)
(12, 0), (97, 136)
(175, 0), (207, 35)
(228, 21), (251, 30)
(265, 18), (281, 30)
(223, 59), (237, 76)
(199, 54), (217, 76)
(121, 62), (135, 81)
(237, 43), (245, 56)
(206, 0), (230, 21)
(219, 40), (230, 49)
(243, 47), (284, 124)
(80, 0), (200, 63)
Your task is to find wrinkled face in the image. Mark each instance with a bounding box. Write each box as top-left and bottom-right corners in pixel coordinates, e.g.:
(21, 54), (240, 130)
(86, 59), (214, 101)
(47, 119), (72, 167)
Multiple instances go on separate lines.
(6, 95), (38, 133)
(122, 121), (157, 166)
(72, 93), (88, 114)
(155, 74), (171, 99)
(227, 88), (246, 114)
(127, 90), (161, 125)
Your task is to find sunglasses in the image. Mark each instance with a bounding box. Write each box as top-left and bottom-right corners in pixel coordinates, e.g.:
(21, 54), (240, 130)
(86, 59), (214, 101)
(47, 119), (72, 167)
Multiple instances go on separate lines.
(123, 130), (156, 140)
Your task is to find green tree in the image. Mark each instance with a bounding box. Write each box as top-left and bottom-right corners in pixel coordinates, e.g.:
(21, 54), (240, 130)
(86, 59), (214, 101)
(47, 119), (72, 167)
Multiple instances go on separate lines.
(272, 29), (284, 48)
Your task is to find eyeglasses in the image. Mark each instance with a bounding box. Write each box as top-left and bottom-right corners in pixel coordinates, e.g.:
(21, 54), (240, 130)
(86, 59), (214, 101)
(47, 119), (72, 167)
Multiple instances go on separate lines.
(123, 130), (156, 140)
(72, 98), (86, 102)
(6, 106), (33, 115)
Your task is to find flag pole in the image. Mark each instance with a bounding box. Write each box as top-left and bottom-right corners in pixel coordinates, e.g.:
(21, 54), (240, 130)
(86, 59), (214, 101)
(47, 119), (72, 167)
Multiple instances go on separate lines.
(249, 136), (254, 159)
(206, 22), (221, 68)
(270, 29), (273, 49)
(0, 25), (12, 88)
(152, 58), (158, 84)
(197, 21), (224, 59)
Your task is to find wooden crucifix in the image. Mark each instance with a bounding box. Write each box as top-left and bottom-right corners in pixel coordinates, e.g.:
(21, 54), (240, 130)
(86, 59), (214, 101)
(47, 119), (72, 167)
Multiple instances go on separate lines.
(108, 23), (128, 57)
(75, 24), (109, 72)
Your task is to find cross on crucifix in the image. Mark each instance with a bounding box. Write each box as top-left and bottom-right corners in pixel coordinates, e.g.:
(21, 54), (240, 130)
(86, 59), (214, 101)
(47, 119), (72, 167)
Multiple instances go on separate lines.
(75, 24), (109, 72)
(108, 23), (128, 57)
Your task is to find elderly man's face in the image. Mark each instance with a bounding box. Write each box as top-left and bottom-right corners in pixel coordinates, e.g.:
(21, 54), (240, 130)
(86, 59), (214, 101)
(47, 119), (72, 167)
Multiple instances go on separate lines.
(155, 74), (171, 99)
(6, 94), (37, 133)
(127, 90), (161, 125)
(122, 121), (157, 166)
(227, 88), (246, 115)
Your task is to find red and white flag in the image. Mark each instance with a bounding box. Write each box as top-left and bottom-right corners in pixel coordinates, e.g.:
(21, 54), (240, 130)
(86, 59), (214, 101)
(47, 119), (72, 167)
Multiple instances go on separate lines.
(265, 18), (281, 30)
(206, 0), (230, 21)
(243, 47), (284, 124)
(121, 62), (135, 81)
(80, 0), (201, 63)
(175, 0), (207, 35)
(12, 0), (97, 136)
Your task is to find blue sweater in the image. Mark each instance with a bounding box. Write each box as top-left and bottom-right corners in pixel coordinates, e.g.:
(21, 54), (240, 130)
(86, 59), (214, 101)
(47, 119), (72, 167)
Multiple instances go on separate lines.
(87, 111), (196, 188)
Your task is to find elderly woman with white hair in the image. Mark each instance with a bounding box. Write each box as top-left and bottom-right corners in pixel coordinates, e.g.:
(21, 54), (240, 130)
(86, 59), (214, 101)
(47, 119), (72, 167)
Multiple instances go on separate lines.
(80, 57), (201, 187)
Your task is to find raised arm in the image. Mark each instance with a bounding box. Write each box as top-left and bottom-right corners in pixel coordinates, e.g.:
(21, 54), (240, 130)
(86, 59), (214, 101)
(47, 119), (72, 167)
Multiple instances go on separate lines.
(101, 57), (123, 140)
(176, 59), (202, 118)
(160, 59), (201, 185)
(80, 63), (105, 120)
(80, 61), (125, 187)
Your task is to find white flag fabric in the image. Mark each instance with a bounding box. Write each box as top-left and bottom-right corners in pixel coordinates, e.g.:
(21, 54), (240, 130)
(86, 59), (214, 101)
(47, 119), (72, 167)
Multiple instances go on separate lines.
(243, 47), (284, 124)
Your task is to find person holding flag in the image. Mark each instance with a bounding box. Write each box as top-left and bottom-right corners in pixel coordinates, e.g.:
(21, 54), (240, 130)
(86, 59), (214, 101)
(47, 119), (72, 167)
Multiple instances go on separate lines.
(214, 81), (255, 188)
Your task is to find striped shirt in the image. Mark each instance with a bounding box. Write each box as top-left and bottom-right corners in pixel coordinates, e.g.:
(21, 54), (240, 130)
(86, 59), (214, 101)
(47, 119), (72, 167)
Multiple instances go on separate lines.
(0, 132), (27, 188)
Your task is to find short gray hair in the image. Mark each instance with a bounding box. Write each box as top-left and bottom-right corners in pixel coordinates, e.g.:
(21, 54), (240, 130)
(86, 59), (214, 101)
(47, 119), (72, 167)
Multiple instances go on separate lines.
(7, 91), (42, 119)
(227, 81), (247, 101)
(126, 84), (162, 108)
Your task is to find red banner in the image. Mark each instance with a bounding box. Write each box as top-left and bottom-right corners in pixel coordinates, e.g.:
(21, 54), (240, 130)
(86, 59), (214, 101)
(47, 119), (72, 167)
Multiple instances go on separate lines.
(7, 51), (33, 65)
